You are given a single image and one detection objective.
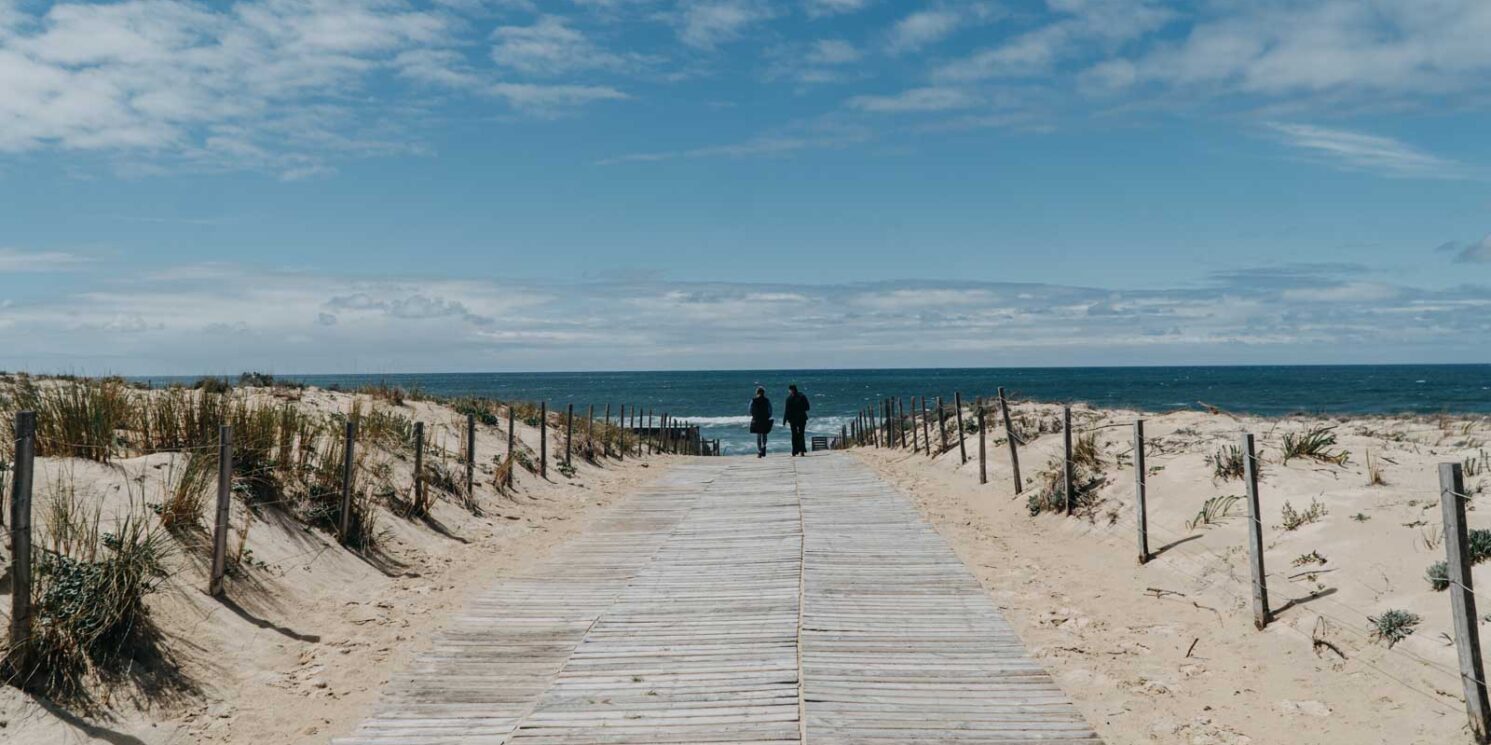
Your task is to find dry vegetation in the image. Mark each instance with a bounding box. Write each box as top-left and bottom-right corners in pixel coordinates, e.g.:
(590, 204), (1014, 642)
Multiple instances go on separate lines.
(0, 372), (638, 719)
(856, 400), (1491, 745)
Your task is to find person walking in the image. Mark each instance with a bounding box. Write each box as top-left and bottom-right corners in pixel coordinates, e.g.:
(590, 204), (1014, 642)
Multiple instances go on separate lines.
(749, 387), (773, 457)
(784, 384), (810, 456)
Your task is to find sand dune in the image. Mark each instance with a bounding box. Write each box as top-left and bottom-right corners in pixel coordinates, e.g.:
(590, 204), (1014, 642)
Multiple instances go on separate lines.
(857, 401), (1488, 744)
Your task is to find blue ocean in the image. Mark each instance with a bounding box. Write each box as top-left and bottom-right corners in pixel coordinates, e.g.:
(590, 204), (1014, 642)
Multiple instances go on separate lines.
(146, 366), (1491, 455)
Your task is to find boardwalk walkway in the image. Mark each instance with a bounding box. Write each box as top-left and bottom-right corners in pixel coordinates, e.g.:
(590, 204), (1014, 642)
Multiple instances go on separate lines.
(335, 454), (1101, 744)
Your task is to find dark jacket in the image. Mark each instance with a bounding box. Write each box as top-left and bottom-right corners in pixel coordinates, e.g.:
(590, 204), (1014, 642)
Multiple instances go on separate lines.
(749, 396), (773, 434)
(783, 392), (810, 425)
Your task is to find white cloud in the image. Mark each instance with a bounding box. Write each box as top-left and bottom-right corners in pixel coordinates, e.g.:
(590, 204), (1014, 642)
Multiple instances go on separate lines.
(935, 0), (1172, 81)
(0, 0), (454, 175)
(0, 248), (90, 272)
(1084, 1), (1491, 103)
(888, 9), (962, 54)
(488, 82), (629, 112)
(847, 87), (977, 113)
(5, 265), (1490, 373)
(806, 39), (860, 65)
(803, 0), (869, 17)
(1266, 122), (1468, 179)
(767, 38), (862, 84)
(491, 15), (641, 76)
(674, 0), (775, 49)
(597, 122), (870, 164)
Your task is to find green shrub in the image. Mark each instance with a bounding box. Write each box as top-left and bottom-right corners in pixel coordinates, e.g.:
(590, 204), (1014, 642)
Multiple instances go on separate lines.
(1368, 609), (1421, 648)
(1280, 426), (1348, 465)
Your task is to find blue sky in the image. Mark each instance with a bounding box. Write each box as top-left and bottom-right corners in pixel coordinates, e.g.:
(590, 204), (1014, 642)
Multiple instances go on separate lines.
(2, 0), (1490, 373)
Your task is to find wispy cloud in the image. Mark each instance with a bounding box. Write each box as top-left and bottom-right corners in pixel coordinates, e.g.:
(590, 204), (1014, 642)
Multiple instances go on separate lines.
(491, 15), (650, 76)
(5, 263), (1489, 373)
(1437, 236), (1491, 264)
(847, 86), (978, 113)
(887, 9), (963, 54)
(1265, 123), (1469, 179)
(489, 83), (630, 113)
(803, 0), (871, 18)
(0, 0), (454, 177)
(673, 0), (776, 49)
(597, 122), (870, 164)
(0, 248), (90, 272)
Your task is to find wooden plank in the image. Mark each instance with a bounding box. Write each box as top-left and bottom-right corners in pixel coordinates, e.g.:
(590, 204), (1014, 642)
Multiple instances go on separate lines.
(336, 455), (1102, 744)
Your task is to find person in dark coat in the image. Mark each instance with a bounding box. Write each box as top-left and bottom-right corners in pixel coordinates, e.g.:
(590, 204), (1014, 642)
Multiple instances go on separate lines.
(749, 387), (773, 457)
(783, 384), (810, 456)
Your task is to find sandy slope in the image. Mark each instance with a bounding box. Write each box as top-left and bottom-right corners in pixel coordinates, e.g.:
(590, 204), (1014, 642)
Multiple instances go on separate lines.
(0, 386), (672, 744)
(857, 402), (1489, 744)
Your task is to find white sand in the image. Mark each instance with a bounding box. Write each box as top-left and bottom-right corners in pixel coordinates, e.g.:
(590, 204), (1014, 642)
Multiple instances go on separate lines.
(857, 401), (1488, 745)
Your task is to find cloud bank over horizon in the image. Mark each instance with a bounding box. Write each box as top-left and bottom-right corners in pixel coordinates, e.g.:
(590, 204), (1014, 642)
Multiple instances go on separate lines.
(2, 256), (1487, 375)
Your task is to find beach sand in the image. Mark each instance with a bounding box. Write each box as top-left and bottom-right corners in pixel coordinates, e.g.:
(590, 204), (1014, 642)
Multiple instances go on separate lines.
(857, 401), (1487, 745)
(0, 384), (671, 744)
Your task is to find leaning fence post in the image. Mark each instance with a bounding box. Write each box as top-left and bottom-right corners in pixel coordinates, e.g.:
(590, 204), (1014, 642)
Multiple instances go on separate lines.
(1134, 419), (1149, 564)
(414, 422), (426, 513)
(339, 419), (357, 545)
(9, 411), (36, 671)
(999, 387), (1022, 494)
(954, 392), (967, 464)
(506, 405), (516, 488)
(976, 399), (987, 484)
(1241, 432), (1269, 629)
(1441, 462), (1491, 743)
(1062, 406), (1074, 515)
(586, 404), (595, 460)
(209, 424), (233, 597)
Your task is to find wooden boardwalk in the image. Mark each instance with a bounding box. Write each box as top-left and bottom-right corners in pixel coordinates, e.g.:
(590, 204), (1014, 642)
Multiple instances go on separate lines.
(335, 455), (1100, 744)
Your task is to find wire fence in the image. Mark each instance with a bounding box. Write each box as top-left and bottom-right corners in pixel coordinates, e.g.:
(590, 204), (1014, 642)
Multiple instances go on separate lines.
(845, 389), (1491, 738)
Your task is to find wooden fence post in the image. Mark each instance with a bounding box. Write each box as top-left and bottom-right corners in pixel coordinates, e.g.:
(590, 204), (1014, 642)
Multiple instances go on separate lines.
(465, 414), (475, 499)
(586, 404), (595, 460)
(937, 396), (947, 454)
(634, 405), (642, 457)
(999, 387), (1022, 494)
(840, 424), (847, 450)
(616, 404), (624, 462)
(1063, 406), (1074, 515)
(899, 398), (908, 449)
(565, 404), (574, 467)
(339, 419), (357, 545)
(955, 392), (967, 465)
(1134, 419), (1149, 564)
(603, 403), (612, 458)
(1241, 432), (1270, 629)
(1441, 462), (1491, 743)
(648, 409), (655, 455)
(9, 411), (36, 671)
(921, 397), (932, 457)
(977, 399), (987, 485)
(910, 400), (920, 453)
(209, 424), (233, 597)
(506, 406), (516, 488)
(539, 402), (548, 477)
(413, 422), (426, 513)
